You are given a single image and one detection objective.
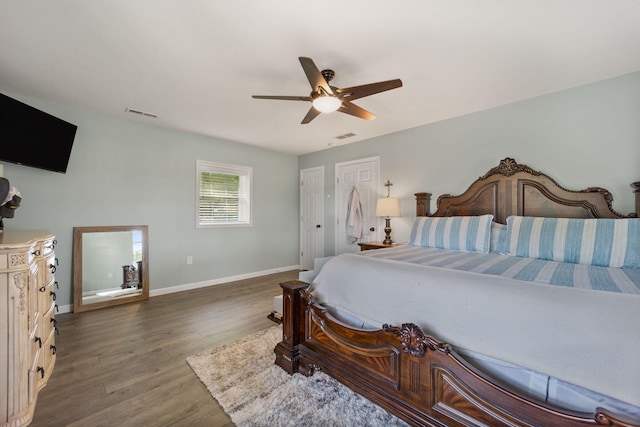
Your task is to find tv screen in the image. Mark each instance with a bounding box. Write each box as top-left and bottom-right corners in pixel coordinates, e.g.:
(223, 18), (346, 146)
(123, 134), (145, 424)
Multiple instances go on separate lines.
(0, 93), (77, 173)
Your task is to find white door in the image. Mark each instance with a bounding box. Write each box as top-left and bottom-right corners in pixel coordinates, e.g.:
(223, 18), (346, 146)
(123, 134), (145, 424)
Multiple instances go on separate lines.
(300, 166), (324, 270)
(335, 157), (380, 255)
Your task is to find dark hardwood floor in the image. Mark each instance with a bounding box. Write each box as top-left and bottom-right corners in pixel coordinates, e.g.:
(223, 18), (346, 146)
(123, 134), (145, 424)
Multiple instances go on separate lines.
(30, 270), (299, 427)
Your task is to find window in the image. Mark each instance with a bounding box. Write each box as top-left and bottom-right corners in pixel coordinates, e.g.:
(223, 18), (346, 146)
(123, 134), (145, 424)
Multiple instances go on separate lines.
(197, 160), (252, 227)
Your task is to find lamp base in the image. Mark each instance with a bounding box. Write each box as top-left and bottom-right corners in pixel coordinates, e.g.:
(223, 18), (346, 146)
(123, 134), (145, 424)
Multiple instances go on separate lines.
(383, 217), (393, 245)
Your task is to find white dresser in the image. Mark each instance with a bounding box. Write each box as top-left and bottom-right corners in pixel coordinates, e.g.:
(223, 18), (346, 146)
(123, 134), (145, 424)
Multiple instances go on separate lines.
(0, 231), (57, 427)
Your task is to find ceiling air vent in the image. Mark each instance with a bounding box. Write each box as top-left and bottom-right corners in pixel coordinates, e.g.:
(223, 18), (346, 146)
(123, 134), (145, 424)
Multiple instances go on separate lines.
(335, 132), (356, 140)
(125, 108), (158, 118)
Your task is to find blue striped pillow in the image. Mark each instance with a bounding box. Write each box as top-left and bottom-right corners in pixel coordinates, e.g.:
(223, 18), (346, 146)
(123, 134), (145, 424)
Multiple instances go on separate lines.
(503, 216), (640, 268)
(409, 215), (494, 253)
(490, 222), (507, 253)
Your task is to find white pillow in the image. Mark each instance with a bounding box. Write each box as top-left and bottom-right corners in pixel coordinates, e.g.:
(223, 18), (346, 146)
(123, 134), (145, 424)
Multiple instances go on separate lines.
(409, 215), (494, 253)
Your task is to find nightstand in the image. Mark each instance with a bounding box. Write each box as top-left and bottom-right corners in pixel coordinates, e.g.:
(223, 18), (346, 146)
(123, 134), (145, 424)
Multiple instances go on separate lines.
(357, 241), (397, 251)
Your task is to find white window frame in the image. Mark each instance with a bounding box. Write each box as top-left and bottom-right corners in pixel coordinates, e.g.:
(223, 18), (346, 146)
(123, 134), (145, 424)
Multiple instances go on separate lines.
(196, 160), (252, 228)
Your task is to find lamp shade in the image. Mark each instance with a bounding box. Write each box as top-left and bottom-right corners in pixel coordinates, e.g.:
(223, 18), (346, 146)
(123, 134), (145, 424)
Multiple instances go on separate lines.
(375, 197), (400, 217)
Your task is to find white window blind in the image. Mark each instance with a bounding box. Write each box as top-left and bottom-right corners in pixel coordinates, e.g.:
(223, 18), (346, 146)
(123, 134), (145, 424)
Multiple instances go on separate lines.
(197, 160), (252, 227)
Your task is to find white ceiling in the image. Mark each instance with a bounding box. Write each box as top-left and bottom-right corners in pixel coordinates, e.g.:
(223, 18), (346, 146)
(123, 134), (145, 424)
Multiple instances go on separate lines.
(1, 1), (639, 156)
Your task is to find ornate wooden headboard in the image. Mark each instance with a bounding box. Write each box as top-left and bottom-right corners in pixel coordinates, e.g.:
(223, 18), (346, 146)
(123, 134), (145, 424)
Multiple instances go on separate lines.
(416, 157), (638, 223)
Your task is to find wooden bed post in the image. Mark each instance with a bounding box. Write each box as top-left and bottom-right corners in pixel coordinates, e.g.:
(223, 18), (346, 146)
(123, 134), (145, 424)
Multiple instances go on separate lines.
(274, 280), (309, 374)
(632, 181), (640, 217)
(415, 192), (432, 217)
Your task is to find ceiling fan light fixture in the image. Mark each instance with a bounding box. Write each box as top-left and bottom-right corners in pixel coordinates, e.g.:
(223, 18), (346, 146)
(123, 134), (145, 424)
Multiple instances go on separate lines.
(252, 57), (402, 123)
(312, 96), (341, 113)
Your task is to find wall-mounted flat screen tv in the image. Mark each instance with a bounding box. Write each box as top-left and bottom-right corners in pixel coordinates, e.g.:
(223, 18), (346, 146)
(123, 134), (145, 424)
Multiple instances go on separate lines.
(0, 93), (77, 173)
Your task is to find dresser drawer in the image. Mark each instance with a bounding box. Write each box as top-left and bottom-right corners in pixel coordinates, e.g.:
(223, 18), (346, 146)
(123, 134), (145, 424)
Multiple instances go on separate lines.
(42, 299), (57, 339)
(42, 238), (56, 257)
(43, 253), (56, 285)
(41, 328), (57, 384)
(38, 278), (57, 316)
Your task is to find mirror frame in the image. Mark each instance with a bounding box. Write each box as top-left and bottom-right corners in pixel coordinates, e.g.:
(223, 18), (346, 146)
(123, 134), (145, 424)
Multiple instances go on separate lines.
(73, 225), (149, 313)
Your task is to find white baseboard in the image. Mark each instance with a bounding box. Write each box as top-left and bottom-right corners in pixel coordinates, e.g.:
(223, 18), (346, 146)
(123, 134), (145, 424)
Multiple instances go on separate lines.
(60, 265), (300, 314)
(150, 264), (301, 297)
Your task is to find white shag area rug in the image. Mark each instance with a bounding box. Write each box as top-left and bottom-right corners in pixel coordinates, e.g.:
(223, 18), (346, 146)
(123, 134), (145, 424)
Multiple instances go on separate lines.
(186, 326), (409, 427)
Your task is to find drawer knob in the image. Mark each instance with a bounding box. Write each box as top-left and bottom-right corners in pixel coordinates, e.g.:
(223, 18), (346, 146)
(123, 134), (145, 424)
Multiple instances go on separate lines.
(37, 367), (45, 378)
(50, 291), (57, 301)
(50, 345), (57, 355)
(32, 249), (41, 256)
(34, 336), (42, 348)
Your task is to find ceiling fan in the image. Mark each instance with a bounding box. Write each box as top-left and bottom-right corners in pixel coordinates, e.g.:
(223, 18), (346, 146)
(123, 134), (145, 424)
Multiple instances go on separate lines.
(252, 57), (403, 124)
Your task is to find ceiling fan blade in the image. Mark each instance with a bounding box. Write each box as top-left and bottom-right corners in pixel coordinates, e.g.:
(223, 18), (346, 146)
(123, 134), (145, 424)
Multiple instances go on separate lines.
(299, 57), (335, 95)
(339, 101), (376, 121)
(252, 95), (312, 101)
(335, 79), (402, 101)
(301, 106), (321, 124)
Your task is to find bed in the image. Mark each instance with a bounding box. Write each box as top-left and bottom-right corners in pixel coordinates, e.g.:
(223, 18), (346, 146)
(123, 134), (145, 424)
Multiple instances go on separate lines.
(275, 158), (640, 427)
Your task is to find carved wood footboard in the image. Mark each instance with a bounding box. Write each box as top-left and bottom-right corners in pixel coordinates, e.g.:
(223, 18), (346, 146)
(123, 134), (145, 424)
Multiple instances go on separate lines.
(275, 281), (640, 427)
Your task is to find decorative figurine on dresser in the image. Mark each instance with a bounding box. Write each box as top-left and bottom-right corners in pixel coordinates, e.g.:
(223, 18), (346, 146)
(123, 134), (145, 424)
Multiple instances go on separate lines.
(0, 177), (22, 232)
(0, 228), (58, 426)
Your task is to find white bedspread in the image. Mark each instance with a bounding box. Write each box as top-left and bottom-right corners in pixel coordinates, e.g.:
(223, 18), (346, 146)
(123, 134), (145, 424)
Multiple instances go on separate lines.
(310, 253), (640, 408)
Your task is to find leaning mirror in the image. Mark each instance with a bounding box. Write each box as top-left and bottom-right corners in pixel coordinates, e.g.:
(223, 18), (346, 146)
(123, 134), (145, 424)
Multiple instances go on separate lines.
(73, 225), (149, 313)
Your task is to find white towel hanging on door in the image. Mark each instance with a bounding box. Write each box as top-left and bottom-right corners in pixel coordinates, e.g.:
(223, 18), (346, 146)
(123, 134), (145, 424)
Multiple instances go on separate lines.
(346, 185), (363, 241)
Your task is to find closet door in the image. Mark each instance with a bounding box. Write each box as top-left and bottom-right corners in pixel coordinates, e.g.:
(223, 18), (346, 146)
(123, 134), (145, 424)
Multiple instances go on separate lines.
(300, 166), (324, 271)
(335, 157), (380, 255)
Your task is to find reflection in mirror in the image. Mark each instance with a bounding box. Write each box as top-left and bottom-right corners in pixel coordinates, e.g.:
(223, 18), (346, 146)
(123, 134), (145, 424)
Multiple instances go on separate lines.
(73, 225), (149, 313)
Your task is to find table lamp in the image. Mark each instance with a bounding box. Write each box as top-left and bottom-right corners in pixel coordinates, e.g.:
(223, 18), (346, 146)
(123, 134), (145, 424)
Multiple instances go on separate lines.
(375, 180), (401, 244)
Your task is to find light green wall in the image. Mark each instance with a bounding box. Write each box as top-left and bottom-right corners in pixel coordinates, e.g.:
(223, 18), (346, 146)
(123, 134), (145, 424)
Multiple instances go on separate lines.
(300, 72), (640, 255)
(1, 93), (300, 308)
